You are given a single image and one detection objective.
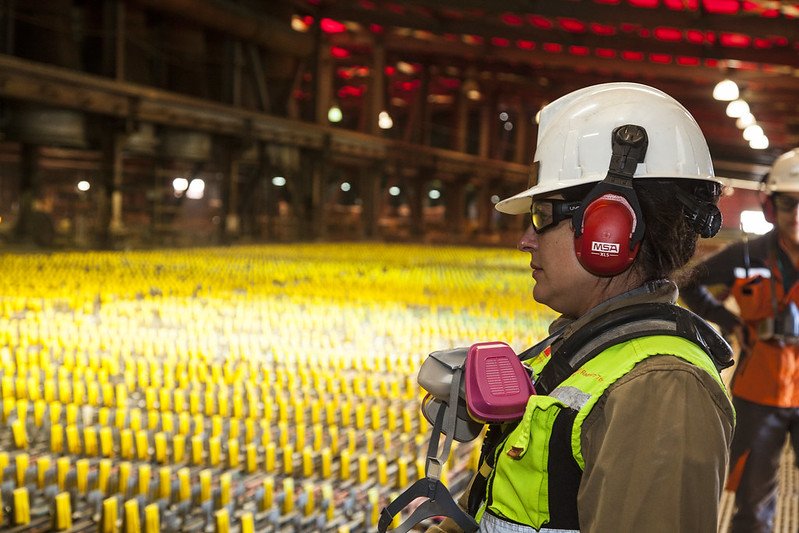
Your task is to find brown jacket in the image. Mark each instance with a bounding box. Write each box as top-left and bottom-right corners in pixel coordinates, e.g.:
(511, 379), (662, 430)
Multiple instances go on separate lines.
(428, 281), (734, 532)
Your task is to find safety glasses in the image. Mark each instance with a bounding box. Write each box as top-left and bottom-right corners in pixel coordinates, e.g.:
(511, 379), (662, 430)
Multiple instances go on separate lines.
(774, 194), (799, 212)
(530, 199), (582, 233)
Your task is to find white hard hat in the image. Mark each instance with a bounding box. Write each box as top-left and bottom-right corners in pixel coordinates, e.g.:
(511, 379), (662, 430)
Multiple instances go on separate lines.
(764, 148), (799, 194)
(496, 82), (719, 214)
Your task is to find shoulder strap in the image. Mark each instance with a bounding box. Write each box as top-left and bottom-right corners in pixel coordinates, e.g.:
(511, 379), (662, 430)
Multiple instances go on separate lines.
(535, 303), (733, 395)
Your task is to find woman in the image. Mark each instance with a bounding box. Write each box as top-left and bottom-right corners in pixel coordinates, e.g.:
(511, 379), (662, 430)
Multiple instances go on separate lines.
(430, 83), (735, 533)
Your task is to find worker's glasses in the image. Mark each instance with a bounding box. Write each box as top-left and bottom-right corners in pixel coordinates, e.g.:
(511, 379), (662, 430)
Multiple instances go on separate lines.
(530, 199), (582, 233)
(774, 194), (799, 212)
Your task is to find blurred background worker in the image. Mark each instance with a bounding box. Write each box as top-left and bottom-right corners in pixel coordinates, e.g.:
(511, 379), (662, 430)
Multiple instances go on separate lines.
(681, 148), (799, 533)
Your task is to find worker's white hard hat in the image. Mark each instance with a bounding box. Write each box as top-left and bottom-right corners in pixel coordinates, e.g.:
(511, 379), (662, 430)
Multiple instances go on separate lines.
(496, 82), (718, 214)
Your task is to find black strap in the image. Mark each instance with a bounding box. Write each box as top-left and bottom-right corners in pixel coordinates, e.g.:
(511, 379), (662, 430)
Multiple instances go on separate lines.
(535, 303), (733, 395)
(378, 367), (478, 533)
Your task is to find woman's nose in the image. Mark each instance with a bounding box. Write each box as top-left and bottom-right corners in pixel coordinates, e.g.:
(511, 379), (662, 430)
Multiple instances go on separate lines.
(517, 225), (538, 253)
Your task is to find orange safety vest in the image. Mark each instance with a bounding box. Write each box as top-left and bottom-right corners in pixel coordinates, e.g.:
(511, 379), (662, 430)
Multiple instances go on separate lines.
(730, 257), (799, 407)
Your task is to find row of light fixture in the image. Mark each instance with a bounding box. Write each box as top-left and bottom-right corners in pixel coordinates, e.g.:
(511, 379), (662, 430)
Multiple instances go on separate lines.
(712, 79), (768, 150)
(327, 104), (394, 130)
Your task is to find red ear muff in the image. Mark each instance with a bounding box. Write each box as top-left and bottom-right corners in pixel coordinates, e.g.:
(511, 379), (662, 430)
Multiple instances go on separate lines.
(762, 195), (775, 224)
(574, 193), (640, 277)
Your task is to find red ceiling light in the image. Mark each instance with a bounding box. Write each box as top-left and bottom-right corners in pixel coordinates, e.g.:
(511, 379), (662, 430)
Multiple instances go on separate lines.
(320, 18), (346, 33)
(595, 48), (617, 58)
(621, 50), (645, 61)
(676, 56), (700, 66)
(590, 23), (616, 35)
(619, 23), (638, 32)
(772, 36), (789, 46)
(663, 0), (699, 9)
(516, 40), (536, 50)
(527, 15), (553, 29)
(685, 29), (705, 43)
(628, 0), (659, 7)
(753, 38), (772, 49)
(491, 37), (511, 47)
(569, 45), (590, 55)
(559, 18), (587, 32)
(720, 33), (751, 47)
(369, 24), (384, 34)
(704, 58), (720, 68)
(358, 0), (376, 9)
(500, 13), (524, 26)
(384, 66), (396, 76)
(654, 27), (682, 41)
(543, 42), (563, 53)
(650, 53), (672, 63)
(702, 0), (739, 14)
(338, 85), (365, 99)
(330, 46), (350, 58)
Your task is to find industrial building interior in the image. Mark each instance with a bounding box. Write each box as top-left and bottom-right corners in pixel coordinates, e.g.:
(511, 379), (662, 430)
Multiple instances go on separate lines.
(0, 0), (797, 531)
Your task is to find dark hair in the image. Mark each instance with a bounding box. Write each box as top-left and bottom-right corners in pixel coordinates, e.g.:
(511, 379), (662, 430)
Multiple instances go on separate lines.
(633, 179), (720, 283)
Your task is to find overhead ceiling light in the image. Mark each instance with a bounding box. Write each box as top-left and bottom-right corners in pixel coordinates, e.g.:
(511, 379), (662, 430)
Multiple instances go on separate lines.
(725, 99), (750, 118)
(735, 113), (755, 129)
(378, 111), (393, 130)
(327, 104), (343, 123)
(743, 124), (763, 141)
(749, 135), (769, 150)
(712, 79), (739, 101)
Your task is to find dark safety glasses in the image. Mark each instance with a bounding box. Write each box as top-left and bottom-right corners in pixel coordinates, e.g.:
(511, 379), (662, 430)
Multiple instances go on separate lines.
(530, 199), (582, 233)
(774, 194), (799, 212)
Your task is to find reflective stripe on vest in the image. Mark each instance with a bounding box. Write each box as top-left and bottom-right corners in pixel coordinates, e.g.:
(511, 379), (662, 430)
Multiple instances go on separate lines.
(481, 335), (730, 530)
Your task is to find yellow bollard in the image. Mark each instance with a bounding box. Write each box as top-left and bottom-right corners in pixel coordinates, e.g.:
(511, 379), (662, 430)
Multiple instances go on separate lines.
(199, 469), (212, 503)
(178, 468), (191, 502)
(265, 442), (276, 473)
(282, 445), (294, 475)
(262, 476), (274, 510)
(124, 499), (140, 533)
(118, 462), (132, 494)
(215, 508), (230, 533)
(144, 503), (159, 533)
(159, 467), (171, 500)
(220, 472), (231, 506)
(321, 448), (332, 479)
(100, 426), (113, 457)
(98, 459), (111, 494)
(246, 443), (257, 473)
(240, 512), (254, 533)
(11, 419), (27, 449)
(340, 449), (351, 481)
(209, 437), (221, 467)
(56, 456), (69, 491)
(173, 434), (185, 464)
(281, 478), (294, 514)
(302, 446), (313, 477)
(191, 435), (203, 465)
(76, 458), (89, 494)
(303, 481), (315, 517)
(136, 430), (149, 461)
(36, 456), (50, 489)
(54, 492), (72, 530)
(101, 497), (118, 533)
(13, 487), (30, 525)
(15, 453), (29, 487)
(138, 464), (151, 497)
(378, 455), (388, 486)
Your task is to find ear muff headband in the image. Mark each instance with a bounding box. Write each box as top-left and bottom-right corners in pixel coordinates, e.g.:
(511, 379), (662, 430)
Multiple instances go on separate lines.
(571, 124), (648, 277)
